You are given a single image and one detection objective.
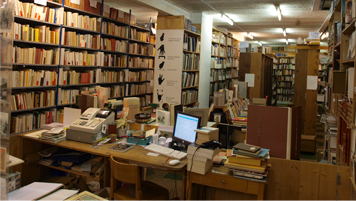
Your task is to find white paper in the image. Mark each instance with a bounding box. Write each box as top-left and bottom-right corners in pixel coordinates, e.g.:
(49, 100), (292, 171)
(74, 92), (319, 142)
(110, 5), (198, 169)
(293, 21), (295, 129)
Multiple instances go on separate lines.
(104, 5), (110, 13)
(307, 75), (318, 90)
(145, 128), (156, 138)
(9, 182), (63, 200)
(63, 107), (81, 126)
(70, 0), (80, 5)
(1, 178), (6, 200)
(34, 0), (47, 6)
(147, 152), (159, 157)
(24, 130), (45, 139)
(39, 189), (78, 200)
(239, 41), (249, 48)
(81, 162), (91, 172)
(245, 73), (255, 87)
(89, 0), (97, 8)
(309, 32), (319, 39)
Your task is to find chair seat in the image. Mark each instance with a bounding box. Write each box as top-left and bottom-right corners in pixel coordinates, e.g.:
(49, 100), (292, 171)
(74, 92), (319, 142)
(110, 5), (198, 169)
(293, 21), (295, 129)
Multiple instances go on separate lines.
(114, 181), (170, 200)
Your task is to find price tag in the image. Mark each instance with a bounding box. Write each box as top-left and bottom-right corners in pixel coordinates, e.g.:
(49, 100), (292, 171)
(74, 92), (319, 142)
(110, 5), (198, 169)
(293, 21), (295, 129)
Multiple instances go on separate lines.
(34, 0), (47, 6)
(104, 4), (110, 13)
(89, 0), (97, 8)
(309, 32), (319, 39)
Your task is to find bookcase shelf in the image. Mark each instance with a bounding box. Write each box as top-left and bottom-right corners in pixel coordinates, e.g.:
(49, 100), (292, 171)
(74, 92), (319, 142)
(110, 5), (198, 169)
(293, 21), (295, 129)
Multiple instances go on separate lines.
(100, 50), (127, 54)
(129, 38), (150, 44)
(183, 50), (200, 54)
(98, 82), (125, 85)
(59, 83), (97, 87)
(46, 1), (63, 7)
(58, 103), (75, 107)
(63, 5), (101, 18)
(182, 70), (199, 72)
(14, 16), (61, 27)
(12, 86), (57, 90)
(61, 45), (98, 51)
(62, 25), (100, 34)
(11, 106), (56, 113)
(126, 67), (154, 70)
(182, 85), (199, 90)
(62, 65), (98, 68)
(126, 81), (150, 84)
(102, 16), (129, 26)
(13, 64), (58, 67)
(99, 66), (127, 70)
(183, 101), (198, 106)
(128, 53), (149, 57)
(13, 40), (59, 47)
(100, 33), (128, 40)
(130, 24), (150, 32)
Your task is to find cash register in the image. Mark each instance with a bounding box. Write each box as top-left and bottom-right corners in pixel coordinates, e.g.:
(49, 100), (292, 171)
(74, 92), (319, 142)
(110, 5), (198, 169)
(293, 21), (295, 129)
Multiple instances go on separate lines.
(66, 108), (115, 144)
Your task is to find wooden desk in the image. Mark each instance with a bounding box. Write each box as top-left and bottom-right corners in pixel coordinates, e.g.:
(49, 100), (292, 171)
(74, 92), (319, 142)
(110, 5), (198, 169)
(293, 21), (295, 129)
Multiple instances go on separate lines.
(187, 166), (266, 200)
(19, 132), (187, 198)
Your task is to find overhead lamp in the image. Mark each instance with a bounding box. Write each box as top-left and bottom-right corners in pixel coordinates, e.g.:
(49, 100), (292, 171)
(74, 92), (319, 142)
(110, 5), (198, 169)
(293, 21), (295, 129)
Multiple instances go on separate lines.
(285, 39), (289, 45)
(283, 29), (286, 37)
(151, 28), (156, 34)
(247, 33), (253, 39)
(258, 41), (262, 46)
(221, 13), (233, 25)
(277, 7), (282, 21)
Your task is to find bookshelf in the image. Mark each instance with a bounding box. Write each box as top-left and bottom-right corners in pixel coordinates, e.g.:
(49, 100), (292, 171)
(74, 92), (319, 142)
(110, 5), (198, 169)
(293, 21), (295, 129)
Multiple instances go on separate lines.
(10, 0), (155, 135)
(266, 53), (278, 105)
(275, 56), (295, 104)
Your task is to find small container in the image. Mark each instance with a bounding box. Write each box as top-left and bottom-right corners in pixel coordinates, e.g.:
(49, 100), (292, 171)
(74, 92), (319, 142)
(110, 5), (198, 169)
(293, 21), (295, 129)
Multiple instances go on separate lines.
(91, 134), (99, 149)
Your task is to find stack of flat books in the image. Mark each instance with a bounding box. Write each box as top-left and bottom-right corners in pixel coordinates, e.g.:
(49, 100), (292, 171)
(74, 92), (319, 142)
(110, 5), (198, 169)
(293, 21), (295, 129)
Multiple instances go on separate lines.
(194, 127), (219, 145)
(224, 143), (270, 182)
(187, 144), (221, 175)
(39, 127), (66, 143)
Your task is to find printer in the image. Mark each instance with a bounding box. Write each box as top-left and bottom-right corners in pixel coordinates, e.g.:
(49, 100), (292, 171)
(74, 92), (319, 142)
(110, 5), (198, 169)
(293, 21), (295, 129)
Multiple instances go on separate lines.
(66, 108), (115, 144)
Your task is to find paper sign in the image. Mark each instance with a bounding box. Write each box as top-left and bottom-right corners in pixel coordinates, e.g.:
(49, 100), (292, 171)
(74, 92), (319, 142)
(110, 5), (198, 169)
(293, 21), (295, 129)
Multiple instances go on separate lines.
(239, 41), (249, 48)
(70, 0), (80, 5)
(104, 5), (110, 13)
(34, 0), (47, 6)
(307, 75), (318, 90)
(245, 73), (255, 87)
(145, 128), (156, 138)
(309, 32), (319, 39)
(89, 0), (97, 8)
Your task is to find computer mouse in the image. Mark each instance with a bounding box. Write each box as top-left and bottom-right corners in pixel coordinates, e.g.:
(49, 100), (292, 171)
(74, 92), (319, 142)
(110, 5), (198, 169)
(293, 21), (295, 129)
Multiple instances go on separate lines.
(169, 159), (180, 166)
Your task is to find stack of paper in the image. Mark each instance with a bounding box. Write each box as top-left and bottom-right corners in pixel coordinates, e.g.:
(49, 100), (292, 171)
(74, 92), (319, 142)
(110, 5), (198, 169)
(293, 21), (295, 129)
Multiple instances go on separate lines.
(187, 144), (220, 175)
(194, 127), (219, 145)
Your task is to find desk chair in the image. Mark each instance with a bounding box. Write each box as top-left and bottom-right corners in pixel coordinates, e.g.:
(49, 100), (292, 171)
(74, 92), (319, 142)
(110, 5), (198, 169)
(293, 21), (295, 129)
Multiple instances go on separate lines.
(109, 155), (169, 200)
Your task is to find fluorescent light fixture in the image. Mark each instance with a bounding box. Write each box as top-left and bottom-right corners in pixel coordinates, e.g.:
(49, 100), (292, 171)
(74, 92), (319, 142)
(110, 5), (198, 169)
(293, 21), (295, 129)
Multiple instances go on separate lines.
(277, 7), (282, 21)
(285, 38), (289, 45)
(283, 29), (286, 37)
(258, 41), (262, 46)
(243, 32), (248, 36)
(151, 28), (156, 34)
(221, 13), (233, 25)
(247, 33), (253, 39)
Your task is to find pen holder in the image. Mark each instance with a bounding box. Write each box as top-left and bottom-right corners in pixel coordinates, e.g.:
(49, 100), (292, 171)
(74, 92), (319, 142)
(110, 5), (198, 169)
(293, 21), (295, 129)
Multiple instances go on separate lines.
(118, 129), (127, 137)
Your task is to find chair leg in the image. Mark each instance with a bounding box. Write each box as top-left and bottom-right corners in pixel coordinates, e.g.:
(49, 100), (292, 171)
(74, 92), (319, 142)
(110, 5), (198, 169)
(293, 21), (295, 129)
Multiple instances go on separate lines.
(142, 168), (147, 181)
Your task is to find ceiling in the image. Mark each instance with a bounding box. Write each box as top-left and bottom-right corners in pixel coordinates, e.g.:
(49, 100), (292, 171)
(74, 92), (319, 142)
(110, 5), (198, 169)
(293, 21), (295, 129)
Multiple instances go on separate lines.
(106, 0), (330, 45)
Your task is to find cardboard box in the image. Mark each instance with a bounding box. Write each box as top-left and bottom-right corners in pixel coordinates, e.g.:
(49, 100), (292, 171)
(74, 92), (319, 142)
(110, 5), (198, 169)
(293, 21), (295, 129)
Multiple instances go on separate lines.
(6, 171), (21, 193)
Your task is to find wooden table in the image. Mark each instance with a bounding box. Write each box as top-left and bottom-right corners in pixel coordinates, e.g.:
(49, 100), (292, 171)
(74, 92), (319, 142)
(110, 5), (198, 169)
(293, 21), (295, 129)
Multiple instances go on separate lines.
(19, 131), (187, 198)
(187, 166), (266, 200)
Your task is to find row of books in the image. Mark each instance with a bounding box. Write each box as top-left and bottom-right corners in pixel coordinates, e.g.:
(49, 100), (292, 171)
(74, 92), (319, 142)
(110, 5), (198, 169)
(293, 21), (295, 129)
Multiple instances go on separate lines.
(128, 43), (150, 55)
(62, 50), (97, 66)
(99, 70), (124, 83)
(227, 47), (237, 57)
(101, 21), (129, 38)
(130, 29), (149, 43)
(15, 0), (64, 24)
(276, 64), (295, 70)
(227, 37), (233, 46)
(227, 57), (238, 67)
(126, 70), (153, 82)
(58, 69), (95, 85)
(276, 95), (292, 102)
(10, 110), (54, 134)
(277, 77), (294, 81)
(11, 90), (56, 111)
(211, 44), (219, 56)
(209, 82), (226, 95)
(101, 38), (127, 52)
(211, 57), (227, 69)
(64, 31), (100, 49)
(128, 57), (153, 68)
(13, 47), (59, 65)
(12, 70), (57, 88)
(14, 23), (60, 44)
(57, 89), (79, 105)
(276, 70), (294, 75)
(212, 31), (226, 45)
(182, 72), (199, 87)
(183, 34), (200, 53)
(278, 82), (293, 87)
(183, 53), (199, 70)
(64, 11), (99, 32)
(276, 89), (294, 94)
(101, 54), (126, 67)
(105, 4), (131, 24)
(278, 58), (295, 63)
(125, 83), (148, 96)
(63, 0), (101, 15)
(226, 69), (238, 78)
(210, 69), (226, 81)
(230, 98), (250, 119)
(346, 31), (355, 60)
(107, 85), (125, 98)
(182, 90), (198, 105)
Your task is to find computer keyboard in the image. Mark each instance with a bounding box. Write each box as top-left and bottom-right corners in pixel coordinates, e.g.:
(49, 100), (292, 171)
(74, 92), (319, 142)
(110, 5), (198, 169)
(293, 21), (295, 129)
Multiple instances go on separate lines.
(144, 144), (187, 160)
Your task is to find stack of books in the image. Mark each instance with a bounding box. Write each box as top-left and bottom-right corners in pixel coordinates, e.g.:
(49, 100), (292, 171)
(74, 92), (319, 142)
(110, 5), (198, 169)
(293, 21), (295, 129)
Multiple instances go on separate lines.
(194, 127), (219, 145)
(39, 127), (66, 143)
(224, 143), (270, 182)
(187, 144), (221, 175)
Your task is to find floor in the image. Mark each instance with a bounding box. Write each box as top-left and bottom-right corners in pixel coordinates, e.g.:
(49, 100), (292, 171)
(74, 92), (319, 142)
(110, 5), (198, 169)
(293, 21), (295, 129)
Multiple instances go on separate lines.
(145, 169), (183, 199)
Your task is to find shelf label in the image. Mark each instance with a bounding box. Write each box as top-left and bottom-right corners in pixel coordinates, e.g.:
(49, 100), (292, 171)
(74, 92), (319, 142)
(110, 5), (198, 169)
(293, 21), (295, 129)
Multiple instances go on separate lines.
(34, 0), (47, 6)
(89, 0), (97, 8)
(309, 32), (319, 39)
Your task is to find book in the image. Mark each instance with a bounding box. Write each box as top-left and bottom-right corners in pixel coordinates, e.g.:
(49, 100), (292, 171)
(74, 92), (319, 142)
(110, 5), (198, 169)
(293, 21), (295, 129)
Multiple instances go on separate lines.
(232, 148), (269, 158)
(187, 144), (221, 159)
(66, 191), (107, 201)
(110, 143), (134, 153)
(156, 109), (170, 126)
(187, 158), (213, 175)
(227, 151), (263, 167)
(233, 143), (261, 153)
(224, 158), (267, 174)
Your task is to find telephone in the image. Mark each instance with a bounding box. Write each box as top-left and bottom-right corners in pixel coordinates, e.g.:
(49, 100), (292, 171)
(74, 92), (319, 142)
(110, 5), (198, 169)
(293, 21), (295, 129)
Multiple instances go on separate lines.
(69, 108), (115, 133)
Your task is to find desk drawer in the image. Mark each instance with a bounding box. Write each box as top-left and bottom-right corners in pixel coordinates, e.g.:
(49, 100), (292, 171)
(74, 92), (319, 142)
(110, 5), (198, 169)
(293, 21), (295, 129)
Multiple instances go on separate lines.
(191, 172), (247, 192)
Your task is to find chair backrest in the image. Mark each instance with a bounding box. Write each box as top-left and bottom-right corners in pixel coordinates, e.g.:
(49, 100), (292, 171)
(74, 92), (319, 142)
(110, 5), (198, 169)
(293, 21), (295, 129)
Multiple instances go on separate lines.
(110, 155), (141, 185)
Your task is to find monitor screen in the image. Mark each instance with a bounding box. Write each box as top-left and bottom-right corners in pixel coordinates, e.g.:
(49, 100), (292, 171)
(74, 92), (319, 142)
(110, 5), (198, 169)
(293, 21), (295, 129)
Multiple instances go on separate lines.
(173, 112), (201, 143)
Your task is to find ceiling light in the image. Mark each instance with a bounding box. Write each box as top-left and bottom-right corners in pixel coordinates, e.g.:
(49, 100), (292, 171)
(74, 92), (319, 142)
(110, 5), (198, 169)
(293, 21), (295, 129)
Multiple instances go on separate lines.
(247, 33), (253, 39)
(258, 41), (262, 46)
(221, 13), (233, 25)
(277, 7), (282, 21)
(285, 38), (289, 45)
(151, 28), (156, 34)
(283, 29), (286, 37)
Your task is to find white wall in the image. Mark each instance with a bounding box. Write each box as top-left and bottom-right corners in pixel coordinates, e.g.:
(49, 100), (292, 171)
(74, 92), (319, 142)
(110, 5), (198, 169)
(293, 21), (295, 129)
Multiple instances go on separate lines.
(191, 12), (213, 108)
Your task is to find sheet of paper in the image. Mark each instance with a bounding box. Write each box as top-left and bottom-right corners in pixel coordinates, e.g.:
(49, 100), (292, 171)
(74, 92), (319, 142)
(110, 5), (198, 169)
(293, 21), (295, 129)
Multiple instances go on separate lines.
(309, 32), (319, 39)
(9, 182), (63, 200)
(145, 128), (156, 138)
(89, 0), (97, 8)
(239, 41), (249, 48)
(307, 75), (318, 90)
(34, 0), (47, 6)
(245, 73), (255, 87)
(63, 108), (81, 126)
(70, 0), (80, 5)
(39, 189), (78, 200)
(81, 162), (91, 172)
(24, 130), (45, 139)
(147, 152), (159, 157)
(1, 178), (6, 200)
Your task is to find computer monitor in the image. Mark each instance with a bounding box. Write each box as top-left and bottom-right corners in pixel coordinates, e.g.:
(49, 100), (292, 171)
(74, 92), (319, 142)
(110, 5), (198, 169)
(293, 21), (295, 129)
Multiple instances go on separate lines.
(183, 108), (209, 127)
(172, 112), (201, 149)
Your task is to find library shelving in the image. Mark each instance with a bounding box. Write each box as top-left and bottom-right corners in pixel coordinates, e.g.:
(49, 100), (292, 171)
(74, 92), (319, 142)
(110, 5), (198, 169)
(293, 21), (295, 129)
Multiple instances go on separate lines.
(274, 56), (295, 104)
(11, 0), (155, 136)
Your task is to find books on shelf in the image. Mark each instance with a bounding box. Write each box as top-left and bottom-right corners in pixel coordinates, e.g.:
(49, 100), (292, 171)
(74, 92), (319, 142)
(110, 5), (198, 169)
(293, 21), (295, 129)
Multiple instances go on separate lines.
(210, 69), (225, 81)
(182, 72), (199, 88)
(125, 83), (148, 96)
(184, 34), (200, 52)
(62, 49), (97, 66)
(182, 90), (198, 105)
(100, 54), (126, 67)
(101, 38), (127, 52)
(104, 85), (125, 98)
(130, 29), (149, 42)
(11, 109), (55, 134)
(64, 30), (100, 49)
(11, 90), (56, 111)
(100, 70), (125, 83)
(64, 0), (102, 15)
(226, 69), (238, 79)
(13, 46), (59, 64)
(211, 44), (218, 56)
(128, 57), (152, 68)
(102, 21), (128, 38)
(125, 70), (151, 82)
(347, 31), (355, 60)
(63, 11), (99, 31)
(183, 53), (199, 70)
(12, 70), (57, 87)
(15, 0), (64, 24)
(57, 88), (79, 105)
(58, 69), (95, 85)
(129, 43), (150, 55)
(14, 23), (60, 44)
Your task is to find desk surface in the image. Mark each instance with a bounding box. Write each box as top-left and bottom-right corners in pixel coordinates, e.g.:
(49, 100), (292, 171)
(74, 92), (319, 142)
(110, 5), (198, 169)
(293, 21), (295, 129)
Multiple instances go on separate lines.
(21, 132), (187, 171)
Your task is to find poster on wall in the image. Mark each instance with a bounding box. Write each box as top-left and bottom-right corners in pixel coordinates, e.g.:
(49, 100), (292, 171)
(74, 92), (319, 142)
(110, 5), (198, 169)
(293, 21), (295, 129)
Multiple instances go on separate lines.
(153, 30), (184, 104)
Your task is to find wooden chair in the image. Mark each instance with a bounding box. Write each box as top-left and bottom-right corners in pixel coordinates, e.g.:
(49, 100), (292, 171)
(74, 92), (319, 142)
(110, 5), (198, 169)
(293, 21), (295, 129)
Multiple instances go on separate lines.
(109, 155), (169, 200)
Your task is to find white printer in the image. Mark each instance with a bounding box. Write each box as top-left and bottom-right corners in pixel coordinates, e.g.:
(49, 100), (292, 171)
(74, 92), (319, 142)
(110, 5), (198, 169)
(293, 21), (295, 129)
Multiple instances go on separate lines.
(67, 108), (115, 143)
